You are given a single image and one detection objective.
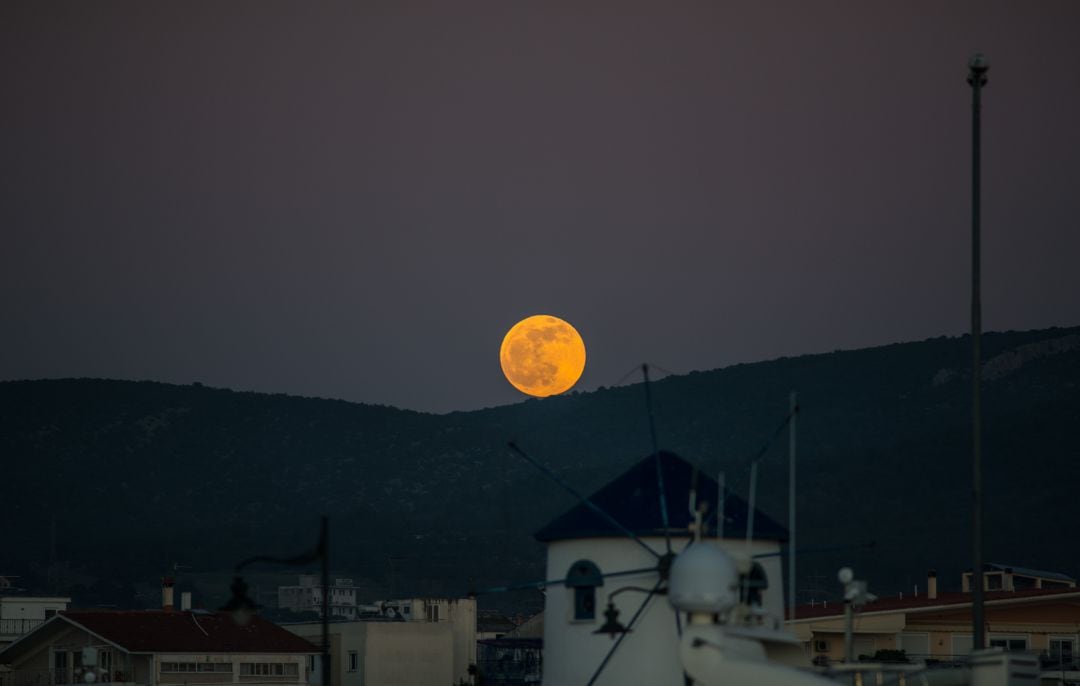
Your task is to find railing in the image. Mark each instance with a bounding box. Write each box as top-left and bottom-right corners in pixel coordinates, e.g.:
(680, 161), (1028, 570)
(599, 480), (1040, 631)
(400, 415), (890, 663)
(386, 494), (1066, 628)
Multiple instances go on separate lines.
(0, 619), (45, 636)
(0, 670), (55, 686)
(0, 671), (142, 686)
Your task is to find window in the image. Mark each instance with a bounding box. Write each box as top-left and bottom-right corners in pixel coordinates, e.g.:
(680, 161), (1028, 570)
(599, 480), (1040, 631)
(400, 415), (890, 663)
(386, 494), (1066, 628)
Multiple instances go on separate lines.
(308, 656), (316, 673)
(100, 652), (111, 675)
(54, 651), (68, 684)
(427, 604), (440, 623)
(853, 639), (876, 660)
(347, 652), (358, 672)
(239, 664), (299, 677)
(985, 573), (1003, 590)
(197, 664), (232, 673)
(952, 634), (973, 657)
(897, 633), (930, 660)
(161, 663), (198, 673)
(989, 637), (1028, 652)
(742, 562), (769, 607)
(565, 560), (603, 622)
(1050, 638), (1076, 667)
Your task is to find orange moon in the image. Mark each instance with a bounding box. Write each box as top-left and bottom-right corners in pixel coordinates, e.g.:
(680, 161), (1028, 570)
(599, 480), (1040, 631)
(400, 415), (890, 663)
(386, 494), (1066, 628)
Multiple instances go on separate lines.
(500, 315), (587, 397)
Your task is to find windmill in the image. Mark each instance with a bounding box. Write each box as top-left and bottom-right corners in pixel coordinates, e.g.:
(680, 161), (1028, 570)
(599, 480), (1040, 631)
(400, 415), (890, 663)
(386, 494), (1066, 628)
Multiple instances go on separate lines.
(474, 365), (813, 685)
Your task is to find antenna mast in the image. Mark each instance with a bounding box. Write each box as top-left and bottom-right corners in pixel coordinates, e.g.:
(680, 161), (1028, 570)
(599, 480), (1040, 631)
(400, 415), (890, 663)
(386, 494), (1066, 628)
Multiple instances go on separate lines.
(788, 391), (798, 624)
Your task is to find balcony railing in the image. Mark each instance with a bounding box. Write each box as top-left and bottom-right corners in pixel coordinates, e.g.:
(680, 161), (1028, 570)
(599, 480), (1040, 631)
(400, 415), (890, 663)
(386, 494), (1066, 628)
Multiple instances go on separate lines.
(0, 618), (45, 637)
(0, 670), (139, 686)
(0, 670), (55, 686)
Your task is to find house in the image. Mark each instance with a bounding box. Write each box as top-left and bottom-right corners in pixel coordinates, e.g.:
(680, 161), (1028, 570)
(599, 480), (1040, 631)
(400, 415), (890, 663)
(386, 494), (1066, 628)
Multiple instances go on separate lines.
(0, 610), (316, 686)
(476, 612), (518, 641)
(535, 450), (788, 686)
(477, 614), (544, 686)
(284, 597), (476, 686)
(277, 577), (358, 620)
(1, 597), (71, 649)
(788, 568), (1080, 670)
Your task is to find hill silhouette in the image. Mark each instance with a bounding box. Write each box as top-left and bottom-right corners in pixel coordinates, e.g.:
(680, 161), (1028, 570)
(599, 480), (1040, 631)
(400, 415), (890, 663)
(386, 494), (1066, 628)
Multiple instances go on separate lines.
(2, 325), (1078, 610)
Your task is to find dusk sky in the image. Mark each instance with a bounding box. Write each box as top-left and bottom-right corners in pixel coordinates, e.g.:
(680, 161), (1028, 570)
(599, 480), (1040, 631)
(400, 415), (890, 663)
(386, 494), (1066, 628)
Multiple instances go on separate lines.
(2, 1), (1078, 414)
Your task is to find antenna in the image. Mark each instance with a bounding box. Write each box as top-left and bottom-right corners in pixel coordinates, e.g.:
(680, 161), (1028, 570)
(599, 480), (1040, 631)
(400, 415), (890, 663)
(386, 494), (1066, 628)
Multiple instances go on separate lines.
(641, 364), (672, 557)
(717, 470), (725, 539)
(788, 390), (798, 623)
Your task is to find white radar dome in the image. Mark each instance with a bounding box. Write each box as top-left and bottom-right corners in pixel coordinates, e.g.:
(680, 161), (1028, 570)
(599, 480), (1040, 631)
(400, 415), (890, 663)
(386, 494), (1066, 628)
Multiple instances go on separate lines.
(668, 543), (739, 613)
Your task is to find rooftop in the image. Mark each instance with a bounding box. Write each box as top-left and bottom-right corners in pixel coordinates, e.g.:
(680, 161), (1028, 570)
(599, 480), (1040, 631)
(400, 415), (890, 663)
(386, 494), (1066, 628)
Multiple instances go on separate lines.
(534, 451), (787, 543)
(983, 563), (1076, 583)
(789, 586), (1080, 621)
(1, 610), (317, 658)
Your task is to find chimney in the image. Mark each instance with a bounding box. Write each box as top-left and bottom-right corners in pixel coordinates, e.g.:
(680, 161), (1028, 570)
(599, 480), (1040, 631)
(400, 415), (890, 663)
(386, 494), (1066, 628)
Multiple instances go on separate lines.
(181, 592), (192, 612)
(928, 570), (938, 600)
(162, 577), (175, 611)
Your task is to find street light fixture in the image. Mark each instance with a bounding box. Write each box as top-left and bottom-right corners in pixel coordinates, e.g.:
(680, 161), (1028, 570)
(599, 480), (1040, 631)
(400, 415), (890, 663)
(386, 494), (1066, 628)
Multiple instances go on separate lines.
(222, 516), (331, 686)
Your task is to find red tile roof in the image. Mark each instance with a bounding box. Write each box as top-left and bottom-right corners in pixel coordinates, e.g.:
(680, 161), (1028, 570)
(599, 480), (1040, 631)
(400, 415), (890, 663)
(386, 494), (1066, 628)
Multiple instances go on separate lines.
(790, 587), (1080, 620)
(60, 611), (317, 653)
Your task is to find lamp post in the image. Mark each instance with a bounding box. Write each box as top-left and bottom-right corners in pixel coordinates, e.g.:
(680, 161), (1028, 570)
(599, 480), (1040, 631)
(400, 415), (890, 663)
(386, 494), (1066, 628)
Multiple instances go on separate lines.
(967, 53), (988, 653)
(222, 516), (331, 686)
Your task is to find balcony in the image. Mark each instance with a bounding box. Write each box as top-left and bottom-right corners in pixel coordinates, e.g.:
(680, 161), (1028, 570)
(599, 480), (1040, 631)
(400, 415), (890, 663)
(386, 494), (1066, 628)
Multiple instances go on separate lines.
(0, 619), (45, 641)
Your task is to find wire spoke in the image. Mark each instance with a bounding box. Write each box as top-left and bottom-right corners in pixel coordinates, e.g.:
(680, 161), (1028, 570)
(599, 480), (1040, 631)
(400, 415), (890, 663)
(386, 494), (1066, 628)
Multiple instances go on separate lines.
(507, 442), (661, 559)
(469, 566), (658, 596)
(585, 578), (663, 686)
(642, 364), (672, 556)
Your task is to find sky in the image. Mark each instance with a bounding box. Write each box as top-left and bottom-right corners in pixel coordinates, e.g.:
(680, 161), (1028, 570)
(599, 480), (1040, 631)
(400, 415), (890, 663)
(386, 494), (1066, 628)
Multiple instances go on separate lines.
(2, 1), (1078, 414)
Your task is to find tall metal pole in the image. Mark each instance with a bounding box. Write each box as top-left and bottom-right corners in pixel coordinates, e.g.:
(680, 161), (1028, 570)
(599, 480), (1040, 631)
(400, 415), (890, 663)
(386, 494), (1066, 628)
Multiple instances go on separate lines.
(788, 391), (797, 623)
(320, 516), (331, 686)
(967, 53), (988, 652)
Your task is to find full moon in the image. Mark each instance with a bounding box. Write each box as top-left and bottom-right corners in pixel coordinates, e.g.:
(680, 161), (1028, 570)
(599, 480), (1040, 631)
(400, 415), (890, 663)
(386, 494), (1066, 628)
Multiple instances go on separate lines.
(500, 315), (587, 397)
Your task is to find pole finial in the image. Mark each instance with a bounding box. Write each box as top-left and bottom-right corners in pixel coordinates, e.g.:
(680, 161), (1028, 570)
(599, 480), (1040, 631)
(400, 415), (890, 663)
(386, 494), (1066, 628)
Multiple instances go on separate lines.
(967, 53), (989, 86)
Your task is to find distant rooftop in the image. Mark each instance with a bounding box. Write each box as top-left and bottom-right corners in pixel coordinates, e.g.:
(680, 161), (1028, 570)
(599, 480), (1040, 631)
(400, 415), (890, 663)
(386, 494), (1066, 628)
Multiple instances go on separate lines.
(983, 563), (1076, 583)
(0, 610), (316, 658)
(790, 586), (1080, 621)
(534, 451), (787, 543)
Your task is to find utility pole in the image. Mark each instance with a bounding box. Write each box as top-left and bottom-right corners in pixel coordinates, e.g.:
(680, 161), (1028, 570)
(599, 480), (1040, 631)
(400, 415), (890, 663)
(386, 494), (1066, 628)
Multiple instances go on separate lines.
(967, 52), (989, 652)
(788, 391), (798, 624)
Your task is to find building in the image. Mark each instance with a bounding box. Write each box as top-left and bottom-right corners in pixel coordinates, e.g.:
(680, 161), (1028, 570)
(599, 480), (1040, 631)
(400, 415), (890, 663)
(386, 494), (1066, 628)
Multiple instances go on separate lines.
(1, 597), (71, 649)
(285, 597), (476, 686)
(476, 612), (518, 641)
(535, 451), (788, 686)
(372, 597), (476, 678)
(278, 577), (358, 620)
(477, 615), (544, 686)
(788, 568), (1080, 669)
(962, 564), (1076, 593)
(286, 620), (453, 686)
(0, 610), (316, 686)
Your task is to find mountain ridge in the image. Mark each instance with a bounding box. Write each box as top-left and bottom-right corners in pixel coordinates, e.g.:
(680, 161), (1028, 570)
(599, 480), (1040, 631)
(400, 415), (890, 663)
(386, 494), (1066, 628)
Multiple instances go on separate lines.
(2, 324), (1078, 611)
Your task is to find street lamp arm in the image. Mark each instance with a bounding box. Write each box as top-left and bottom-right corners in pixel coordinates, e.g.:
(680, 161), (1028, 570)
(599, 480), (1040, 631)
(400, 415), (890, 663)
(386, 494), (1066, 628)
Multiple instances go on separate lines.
(234, 550), (322, 574)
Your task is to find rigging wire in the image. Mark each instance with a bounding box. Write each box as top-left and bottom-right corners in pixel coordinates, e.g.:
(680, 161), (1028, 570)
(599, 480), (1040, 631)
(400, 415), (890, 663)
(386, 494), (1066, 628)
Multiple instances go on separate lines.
(507, 442), (662, 560)
(642, 364), (672, 556)
(469, 566), (658, 596)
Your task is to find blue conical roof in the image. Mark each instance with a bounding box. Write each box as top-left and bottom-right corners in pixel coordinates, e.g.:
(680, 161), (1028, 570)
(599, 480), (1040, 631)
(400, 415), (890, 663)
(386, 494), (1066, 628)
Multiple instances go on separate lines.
(534, 451), (787, 542)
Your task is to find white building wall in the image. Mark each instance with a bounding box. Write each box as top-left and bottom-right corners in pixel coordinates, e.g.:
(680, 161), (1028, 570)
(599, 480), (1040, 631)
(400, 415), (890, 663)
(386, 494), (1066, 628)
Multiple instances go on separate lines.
(0, 598), (71, 620)
(542, 536), (783, 686)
